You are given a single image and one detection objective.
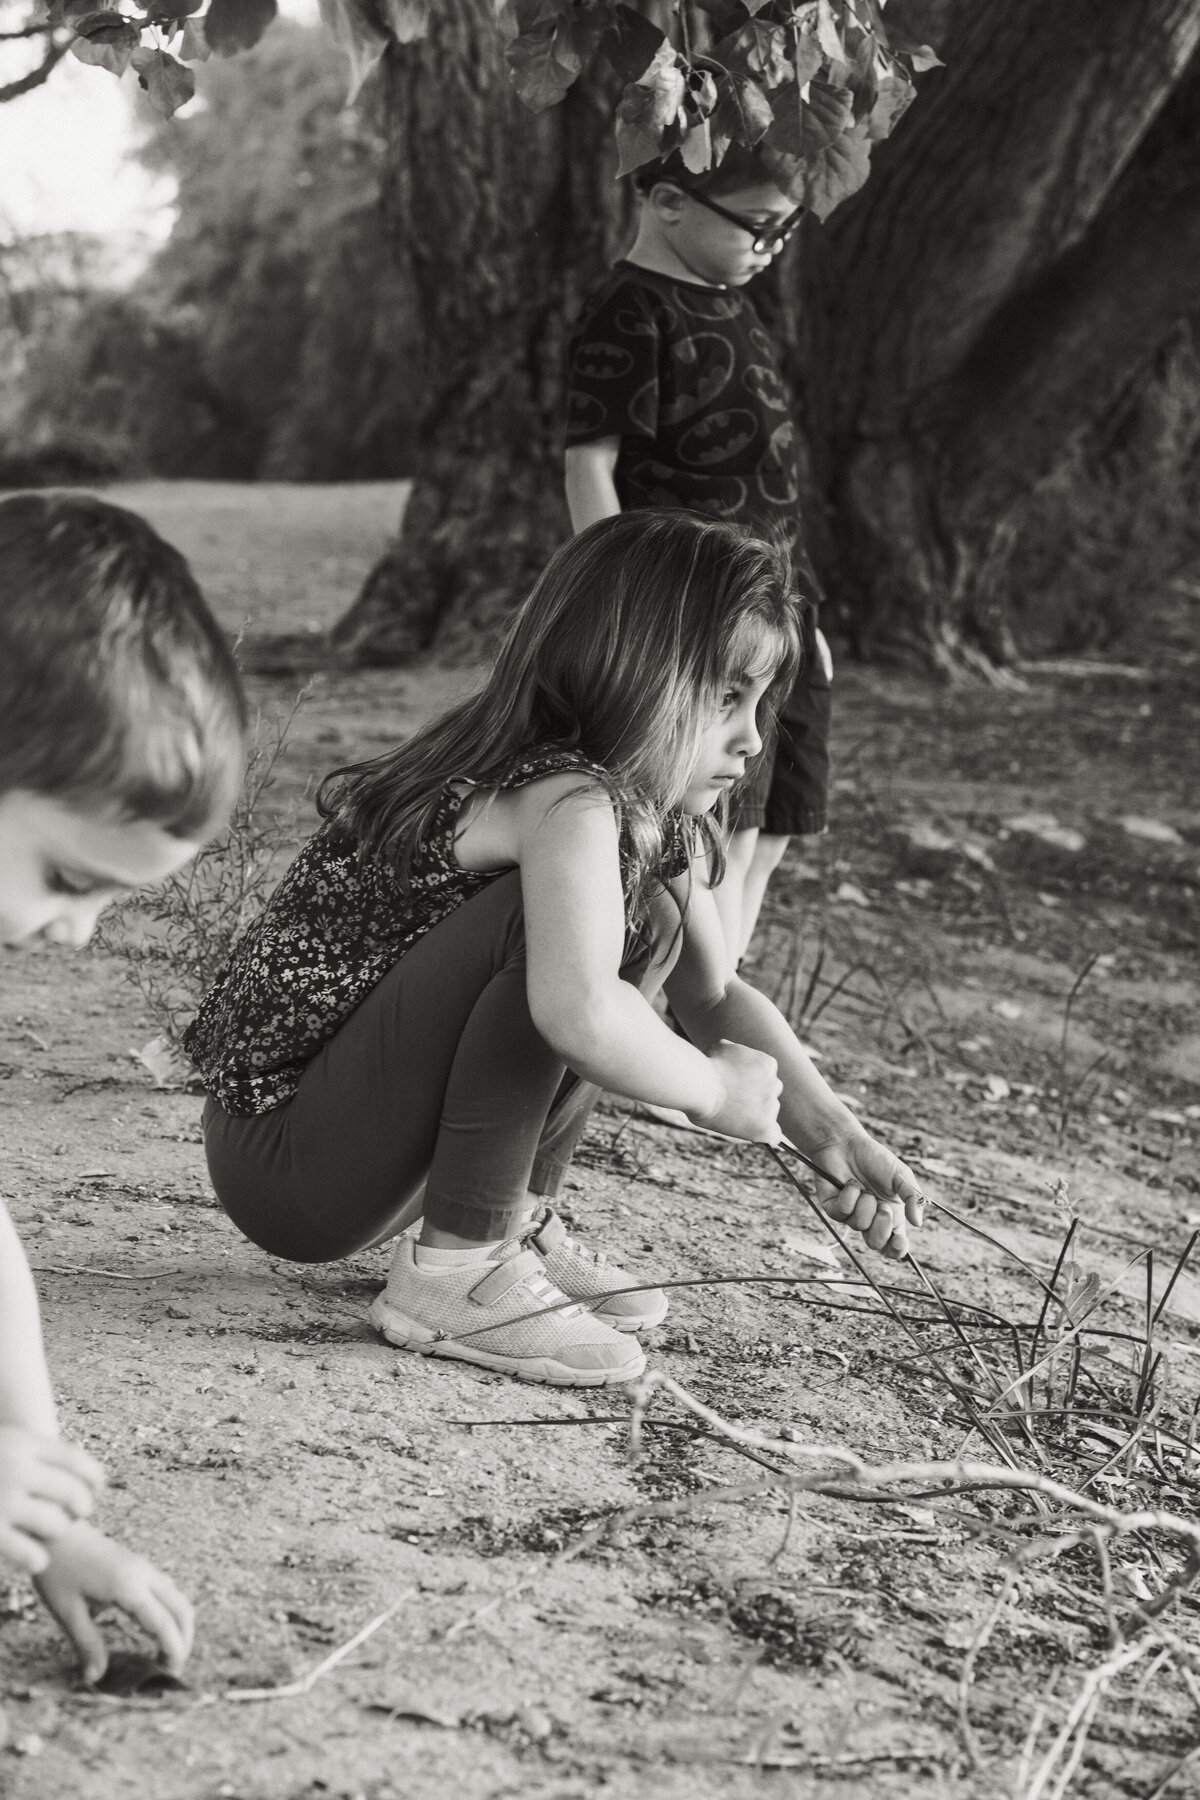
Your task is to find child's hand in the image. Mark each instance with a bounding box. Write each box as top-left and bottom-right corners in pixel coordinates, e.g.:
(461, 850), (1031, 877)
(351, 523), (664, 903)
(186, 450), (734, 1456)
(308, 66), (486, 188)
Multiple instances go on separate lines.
(806, 1131), (924, 1261)
(691, 1039), (783, 1142)
(0, 1427), (105, 1574)
(34, 1520), (194, 1684)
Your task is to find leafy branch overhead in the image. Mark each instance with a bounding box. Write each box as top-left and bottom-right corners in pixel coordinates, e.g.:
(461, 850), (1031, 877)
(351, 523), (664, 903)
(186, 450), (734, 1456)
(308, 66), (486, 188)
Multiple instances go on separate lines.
(328, 0), (943, 219)
(11, 0), (937, 209)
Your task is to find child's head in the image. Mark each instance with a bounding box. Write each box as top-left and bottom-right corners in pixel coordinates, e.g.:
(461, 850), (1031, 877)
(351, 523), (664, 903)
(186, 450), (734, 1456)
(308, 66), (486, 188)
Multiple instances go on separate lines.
(0, 492), (247, 948)
(488, 510), (802, 809)
(323, 510), (803, 898)
(632, 145), (802, 287)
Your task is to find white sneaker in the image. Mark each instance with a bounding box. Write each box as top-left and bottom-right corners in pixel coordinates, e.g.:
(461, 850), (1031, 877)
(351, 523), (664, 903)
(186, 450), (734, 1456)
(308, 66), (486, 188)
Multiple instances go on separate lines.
(522, 1206), (669, 1333)
(368, 1237), (645, 1387)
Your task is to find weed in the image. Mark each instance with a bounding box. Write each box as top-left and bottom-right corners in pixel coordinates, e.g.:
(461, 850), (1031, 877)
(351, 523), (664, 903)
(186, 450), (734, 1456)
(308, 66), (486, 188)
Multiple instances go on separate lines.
(99, 693), (307, 1055)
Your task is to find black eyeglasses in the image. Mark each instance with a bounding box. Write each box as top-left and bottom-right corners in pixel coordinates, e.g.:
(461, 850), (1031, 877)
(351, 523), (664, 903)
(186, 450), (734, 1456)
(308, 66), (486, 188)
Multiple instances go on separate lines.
(679, 187), (805, 254)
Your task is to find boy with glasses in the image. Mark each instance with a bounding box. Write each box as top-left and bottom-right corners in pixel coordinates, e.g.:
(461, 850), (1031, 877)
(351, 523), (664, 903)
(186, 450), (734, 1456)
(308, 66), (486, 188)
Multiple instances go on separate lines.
(564, 146), (832, 965)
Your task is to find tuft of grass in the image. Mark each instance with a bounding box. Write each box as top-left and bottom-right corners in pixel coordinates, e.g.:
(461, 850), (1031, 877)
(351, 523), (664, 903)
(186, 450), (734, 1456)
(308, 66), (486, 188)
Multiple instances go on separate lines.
(99, 693), (307, 1056)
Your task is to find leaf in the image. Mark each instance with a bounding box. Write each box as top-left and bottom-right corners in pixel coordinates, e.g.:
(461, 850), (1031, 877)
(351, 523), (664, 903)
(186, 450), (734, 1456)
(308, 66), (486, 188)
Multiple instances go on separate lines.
(679, 118), (712, 173)
(615, 67), (683, 177)
(204, 0), (276, 55)
(777, 105), (874, 219)
(601, 1), (660, 85)
(69, 11), (138, 73)
(178, 15), (209, 58)
(815, 0), (843, 62)
(131, 44), (196, 114)
(153, 0), (204, 18)
(866, 68), (915, 139)
(765, 75), (854, 159)
(318, 0), (387, 100)
(878, 12), (942, 72)
(682, 65), (717, 121)
(709, 69), (773, 156)
(715, 18), (793, 88)
(507, 0), (607, 110)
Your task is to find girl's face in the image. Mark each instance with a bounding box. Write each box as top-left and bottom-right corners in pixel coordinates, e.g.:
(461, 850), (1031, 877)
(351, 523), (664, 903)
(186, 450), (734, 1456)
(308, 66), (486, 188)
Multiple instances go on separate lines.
(681, 666), (776, 815)
(0, 790), (201, 948)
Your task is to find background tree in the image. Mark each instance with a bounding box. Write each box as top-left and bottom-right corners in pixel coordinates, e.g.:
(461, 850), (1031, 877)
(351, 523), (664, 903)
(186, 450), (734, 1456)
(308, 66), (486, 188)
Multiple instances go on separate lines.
(5, 0), (1200, 668)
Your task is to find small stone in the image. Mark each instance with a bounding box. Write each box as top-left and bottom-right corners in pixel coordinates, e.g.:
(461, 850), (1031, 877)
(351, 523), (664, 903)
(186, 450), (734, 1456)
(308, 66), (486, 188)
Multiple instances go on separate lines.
(1004, 813), (1086, 853)
(1119, 816), (1183, 846)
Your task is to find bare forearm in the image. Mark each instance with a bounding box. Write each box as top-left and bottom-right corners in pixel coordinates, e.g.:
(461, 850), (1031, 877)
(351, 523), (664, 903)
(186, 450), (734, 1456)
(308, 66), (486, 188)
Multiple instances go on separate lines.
(542, 986), (722, 1118)
(674, 977), (857, 1149)
(0, 1204), (58, 1435)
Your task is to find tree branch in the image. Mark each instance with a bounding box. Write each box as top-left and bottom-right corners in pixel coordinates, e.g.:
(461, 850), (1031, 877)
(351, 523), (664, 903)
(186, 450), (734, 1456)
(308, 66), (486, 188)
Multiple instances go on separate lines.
(0, 35), (67, 103)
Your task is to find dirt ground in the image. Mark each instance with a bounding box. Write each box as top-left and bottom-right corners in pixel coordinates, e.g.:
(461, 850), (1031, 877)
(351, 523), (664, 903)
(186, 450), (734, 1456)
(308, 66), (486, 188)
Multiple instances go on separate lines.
(2, 482), (1199, 1800)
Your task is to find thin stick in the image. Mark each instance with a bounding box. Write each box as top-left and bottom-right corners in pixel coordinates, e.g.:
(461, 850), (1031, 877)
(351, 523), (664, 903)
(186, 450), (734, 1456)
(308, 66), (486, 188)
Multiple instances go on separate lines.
(224, 1592), (414, 1703)
(957, 1570), (1017, 1769)
(31, 1264), (178, 1282)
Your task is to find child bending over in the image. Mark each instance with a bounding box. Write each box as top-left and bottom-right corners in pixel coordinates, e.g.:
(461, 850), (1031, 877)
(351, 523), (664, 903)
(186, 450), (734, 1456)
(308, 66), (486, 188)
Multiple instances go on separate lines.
(565, 145), (833, 964)
(0, 493), (247, 1683)
(185, 512), (920, 1390)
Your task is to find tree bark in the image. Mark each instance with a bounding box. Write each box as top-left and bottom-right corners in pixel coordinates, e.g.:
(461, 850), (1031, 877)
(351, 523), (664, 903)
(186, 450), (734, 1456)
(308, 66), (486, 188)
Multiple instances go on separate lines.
(330, 0), (633, 661)
(797, 0), (1200, 669)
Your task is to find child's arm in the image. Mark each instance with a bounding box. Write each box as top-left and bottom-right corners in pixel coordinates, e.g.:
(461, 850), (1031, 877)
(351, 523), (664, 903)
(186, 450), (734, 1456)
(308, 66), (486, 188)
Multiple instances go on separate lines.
(519, 779), (781, 1138)
(0, 1201), (105, 1570)
(665, 872), (924, 1259)
(0, 1202), (194, 1678)
(564, 439), (622, 532)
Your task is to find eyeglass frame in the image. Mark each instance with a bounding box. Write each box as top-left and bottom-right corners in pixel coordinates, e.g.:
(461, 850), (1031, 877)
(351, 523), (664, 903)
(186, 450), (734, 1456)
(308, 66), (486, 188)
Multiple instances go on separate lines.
(672, 184), (805, 254)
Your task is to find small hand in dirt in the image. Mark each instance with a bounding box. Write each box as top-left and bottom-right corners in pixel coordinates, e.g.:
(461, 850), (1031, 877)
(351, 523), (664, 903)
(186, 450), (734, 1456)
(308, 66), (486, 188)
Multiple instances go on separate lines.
(807, 1133), (924, 1261)
(0, 1426), (105, 1574)
(34, 1520), (194, 1684)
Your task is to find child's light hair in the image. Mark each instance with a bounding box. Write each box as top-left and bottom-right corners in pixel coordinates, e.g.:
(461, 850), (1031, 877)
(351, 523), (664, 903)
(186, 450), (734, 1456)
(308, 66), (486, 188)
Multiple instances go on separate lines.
(0, 492), (247, 838)
(321, 511), (805, 922)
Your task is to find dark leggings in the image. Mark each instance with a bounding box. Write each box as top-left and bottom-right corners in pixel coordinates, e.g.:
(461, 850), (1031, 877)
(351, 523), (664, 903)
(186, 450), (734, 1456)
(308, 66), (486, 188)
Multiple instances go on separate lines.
(203, 871), (672, 1263)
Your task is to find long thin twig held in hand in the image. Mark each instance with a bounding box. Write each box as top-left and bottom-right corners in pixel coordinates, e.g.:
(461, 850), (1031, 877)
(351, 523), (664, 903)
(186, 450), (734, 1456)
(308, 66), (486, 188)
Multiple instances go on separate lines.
(764, 1146), (1021, 1469)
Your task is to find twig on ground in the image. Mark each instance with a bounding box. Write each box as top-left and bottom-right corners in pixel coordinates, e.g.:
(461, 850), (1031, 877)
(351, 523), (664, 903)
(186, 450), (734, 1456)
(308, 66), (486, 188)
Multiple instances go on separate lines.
(223, 1592), (415, 1703)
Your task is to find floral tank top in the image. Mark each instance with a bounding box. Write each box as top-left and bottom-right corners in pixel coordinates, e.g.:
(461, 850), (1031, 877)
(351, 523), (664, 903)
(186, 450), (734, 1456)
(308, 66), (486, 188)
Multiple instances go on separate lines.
(182, 748), (691, 1117)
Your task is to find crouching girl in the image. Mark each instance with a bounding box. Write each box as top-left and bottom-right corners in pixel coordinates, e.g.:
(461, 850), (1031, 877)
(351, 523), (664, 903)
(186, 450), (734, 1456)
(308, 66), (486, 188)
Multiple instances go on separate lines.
(184, 512), (922, 1387)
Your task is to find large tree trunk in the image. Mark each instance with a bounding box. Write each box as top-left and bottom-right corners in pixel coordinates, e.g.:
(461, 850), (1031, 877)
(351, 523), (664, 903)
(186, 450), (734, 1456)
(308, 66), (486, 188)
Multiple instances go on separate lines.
(795, 0), (1200, 671)
(335, 0), (1200, 673)
(330, 0), (633, 661)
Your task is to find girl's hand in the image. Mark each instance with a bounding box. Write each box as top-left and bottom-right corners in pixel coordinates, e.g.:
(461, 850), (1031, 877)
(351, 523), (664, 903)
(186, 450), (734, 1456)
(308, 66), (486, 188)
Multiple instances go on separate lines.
(691, 1040), (782, 1143)
(806, 1131), (924, 1261)
(34, 1520), (194, 1683)
(0, 1427), (105, 1574)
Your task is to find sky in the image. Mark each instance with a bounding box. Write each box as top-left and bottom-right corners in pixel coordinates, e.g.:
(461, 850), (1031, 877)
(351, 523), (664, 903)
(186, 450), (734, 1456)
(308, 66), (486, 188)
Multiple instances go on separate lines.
(0, 0), (322, 257)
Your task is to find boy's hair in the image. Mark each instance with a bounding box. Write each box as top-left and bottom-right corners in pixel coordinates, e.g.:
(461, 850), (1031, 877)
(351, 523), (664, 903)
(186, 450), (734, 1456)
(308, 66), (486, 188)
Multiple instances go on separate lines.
(321, 510), (806, 922)
(632, 142), (783, 202)
(0, 492), (247, 837)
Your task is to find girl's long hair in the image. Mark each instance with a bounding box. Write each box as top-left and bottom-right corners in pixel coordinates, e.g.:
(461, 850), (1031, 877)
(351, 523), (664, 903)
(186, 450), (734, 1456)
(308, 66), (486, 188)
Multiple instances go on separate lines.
(319, 511), (804, 924)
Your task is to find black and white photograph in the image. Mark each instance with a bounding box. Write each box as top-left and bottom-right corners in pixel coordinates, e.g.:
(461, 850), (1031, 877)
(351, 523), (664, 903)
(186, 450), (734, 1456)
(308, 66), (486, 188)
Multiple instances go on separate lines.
(1, 4), (1199, 1795)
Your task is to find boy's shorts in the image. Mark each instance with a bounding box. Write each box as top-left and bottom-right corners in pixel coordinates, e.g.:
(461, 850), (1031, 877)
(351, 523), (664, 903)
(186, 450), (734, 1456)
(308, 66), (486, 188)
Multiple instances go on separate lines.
(732, 628), (832, 837)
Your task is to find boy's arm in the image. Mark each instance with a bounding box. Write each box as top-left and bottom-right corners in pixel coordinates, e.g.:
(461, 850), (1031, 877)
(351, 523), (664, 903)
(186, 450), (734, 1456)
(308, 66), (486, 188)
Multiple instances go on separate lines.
(0, 1201), (106, 1569)
(666, 873), (923, 1257)
(0, 1199), (60, 1434)
(564, 438), (621, 532)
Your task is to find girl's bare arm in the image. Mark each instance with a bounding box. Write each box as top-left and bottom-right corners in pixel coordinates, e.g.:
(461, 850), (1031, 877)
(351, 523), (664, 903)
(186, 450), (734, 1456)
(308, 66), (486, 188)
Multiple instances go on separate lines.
(666, 868), (923, 1256)
(564, 439), (621, 532)
(514, 777), (778, 1137)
